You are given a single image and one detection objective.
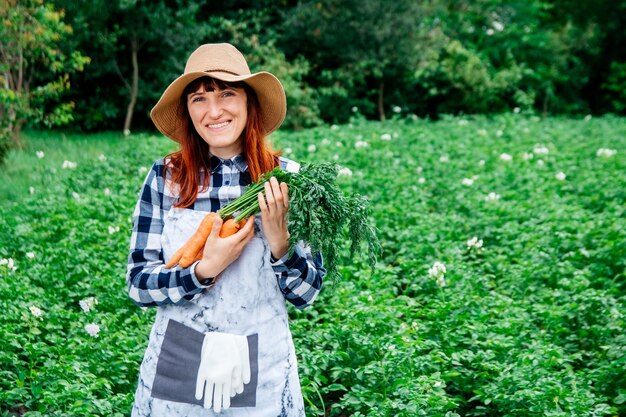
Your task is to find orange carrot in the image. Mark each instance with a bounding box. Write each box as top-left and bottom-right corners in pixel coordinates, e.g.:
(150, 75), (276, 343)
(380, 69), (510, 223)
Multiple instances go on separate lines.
(165, 214), (248, 269)
(177, 213), (218, 268)
(165, 245), (186, 269)
(219, 218), (246, 238)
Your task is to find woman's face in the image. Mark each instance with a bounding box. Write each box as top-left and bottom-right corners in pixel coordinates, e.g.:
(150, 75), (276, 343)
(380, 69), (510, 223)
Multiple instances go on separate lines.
(187, 82), (248, 159)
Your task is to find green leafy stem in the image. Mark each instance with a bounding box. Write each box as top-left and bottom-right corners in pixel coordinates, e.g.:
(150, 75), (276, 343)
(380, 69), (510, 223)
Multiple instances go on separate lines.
(217, 162), (381, 280)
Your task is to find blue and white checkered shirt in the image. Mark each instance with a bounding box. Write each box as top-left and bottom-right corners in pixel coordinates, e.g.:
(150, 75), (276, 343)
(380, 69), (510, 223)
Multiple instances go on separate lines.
(126, 154), (325, 309)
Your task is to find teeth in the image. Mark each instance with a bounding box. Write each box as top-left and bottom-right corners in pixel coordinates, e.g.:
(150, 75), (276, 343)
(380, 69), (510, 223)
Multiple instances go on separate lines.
(208, 121), (230, 128)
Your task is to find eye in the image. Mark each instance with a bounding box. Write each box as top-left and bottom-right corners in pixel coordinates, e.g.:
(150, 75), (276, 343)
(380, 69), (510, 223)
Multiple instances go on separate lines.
(189, 95), (205, 103)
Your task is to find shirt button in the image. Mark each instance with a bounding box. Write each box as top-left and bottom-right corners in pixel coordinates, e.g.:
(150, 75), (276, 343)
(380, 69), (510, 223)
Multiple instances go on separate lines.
(225, 180), (230, 185)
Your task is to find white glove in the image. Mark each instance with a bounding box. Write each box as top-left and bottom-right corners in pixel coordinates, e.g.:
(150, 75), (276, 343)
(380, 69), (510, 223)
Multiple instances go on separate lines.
(195, 331), (251, 413)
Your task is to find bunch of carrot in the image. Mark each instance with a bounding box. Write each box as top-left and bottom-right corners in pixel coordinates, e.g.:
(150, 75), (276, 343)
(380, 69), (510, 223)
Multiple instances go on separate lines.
(165, 163), (380, 279)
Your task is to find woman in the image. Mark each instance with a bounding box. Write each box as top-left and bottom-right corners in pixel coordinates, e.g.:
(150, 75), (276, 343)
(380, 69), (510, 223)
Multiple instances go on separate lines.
(126, 43), (325, 416)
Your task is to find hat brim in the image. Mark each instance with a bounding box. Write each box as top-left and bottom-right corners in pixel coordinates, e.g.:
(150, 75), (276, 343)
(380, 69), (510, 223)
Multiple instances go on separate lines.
(150, 70), (286, 143)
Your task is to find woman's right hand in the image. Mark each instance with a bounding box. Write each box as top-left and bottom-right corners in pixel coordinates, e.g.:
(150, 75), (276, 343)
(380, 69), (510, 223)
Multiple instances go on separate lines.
(194, 216), (255, 281)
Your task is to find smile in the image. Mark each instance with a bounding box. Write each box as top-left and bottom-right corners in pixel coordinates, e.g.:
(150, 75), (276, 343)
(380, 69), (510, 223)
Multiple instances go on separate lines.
(207, 121), (231, 129)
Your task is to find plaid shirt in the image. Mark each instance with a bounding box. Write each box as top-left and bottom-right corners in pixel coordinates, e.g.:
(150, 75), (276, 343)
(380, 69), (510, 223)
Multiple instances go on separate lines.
(126, 154), (325, 309)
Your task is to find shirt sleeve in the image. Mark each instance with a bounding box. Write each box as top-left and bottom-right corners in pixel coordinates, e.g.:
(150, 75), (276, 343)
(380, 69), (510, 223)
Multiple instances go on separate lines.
(125, 162), (214, 308)
(270, 243), (325, 309)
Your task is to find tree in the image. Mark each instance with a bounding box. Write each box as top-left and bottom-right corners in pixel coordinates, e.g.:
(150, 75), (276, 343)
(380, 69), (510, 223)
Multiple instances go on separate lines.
(0, 0), (89, 160)
(280, 0), (435, 122)
(53, 0), (206, 134)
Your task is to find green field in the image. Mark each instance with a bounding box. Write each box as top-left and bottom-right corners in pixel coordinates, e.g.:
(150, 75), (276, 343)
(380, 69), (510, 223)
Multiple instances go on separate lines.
(0, 114), (624, 416)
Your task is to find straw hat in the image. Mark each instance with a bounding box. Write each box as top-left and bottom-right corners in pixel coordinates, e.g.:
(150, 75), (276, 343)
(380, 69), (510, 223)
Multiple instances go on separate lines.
(150, 43), (286, 143)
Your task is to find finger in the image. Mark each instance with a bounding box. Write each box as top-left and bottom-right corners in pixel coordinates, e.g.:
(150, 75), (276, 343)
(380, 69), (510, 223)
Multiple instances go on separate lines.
(264, 181), (277, 209)
(237, 219), (256, 248)
(205, 382), (214, 410)
(214, 382), (223, 413)
(208, 215), (223, 240)
(270, 177), (284, 207)
(223, 380), (231, 409)
(280, 182), (289, 209)
(195, 379), (205, 402)
(258, 191), (268, 214)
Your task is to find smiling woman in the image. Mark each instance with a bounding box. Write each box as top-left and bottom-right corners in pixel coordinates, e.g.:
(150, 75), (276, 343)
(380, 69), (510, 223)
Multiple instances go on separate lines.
(126, 43), (325, 417)
(184, 78), (249, 159)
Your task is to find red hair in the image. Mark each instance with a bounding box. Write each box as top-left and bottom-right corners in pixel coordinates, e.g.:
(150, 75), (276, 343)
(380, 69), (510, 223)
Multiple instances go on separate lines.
(166, 77), (280, 208)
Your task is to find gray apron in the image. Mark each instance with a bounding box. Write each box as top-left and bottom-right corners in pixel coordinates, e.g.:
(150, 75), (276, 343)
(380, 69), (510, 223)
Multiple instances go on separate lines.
(131, 207), (305, 417)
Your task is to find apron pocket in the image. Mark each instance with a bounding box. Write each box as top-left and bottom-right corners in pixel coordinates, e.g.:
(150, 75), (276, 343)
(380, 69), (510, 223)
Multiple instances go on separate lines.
(151, 319), (258, 408)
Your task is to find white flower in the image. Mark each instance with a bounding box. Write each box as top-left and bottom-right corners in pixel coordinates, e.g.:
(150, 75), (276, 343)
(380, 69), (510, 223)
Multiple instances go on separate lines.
(523, 127), (530, 133)
(428, 261), (447, 280)
(418, 177), (425, 184)
(29, 306), (43, 318)
(467, 236), (484, 249)
(513, 107), (521, 114)
(333, 154), (340, 160)
(500, 153), (512, 161)
(537, 159), (545, 166)
(283, 147), (293, 155)
(584, 114), (592, 121)
(533, 144), (550, 155)
(367, 295), (374, 302)
(330, 124), (339, 131)
(103, 188), (111, 196)
(458, 119), (469, 126)
(98, 154), (107, 162)
(493, 21), (504, 31)
(123, 129), (131, 136)
(410, 114), (419, 121)
(555, 172), (566, 181)
(29, 187), (35, 194)
(3, 258), (16, 271)
(496, 130), (503, 137)
(26, 252), (35, 259)
(338, 167), (353, 177)
(79, 297), (99, 313)
(416, 166), (423, 174)
(85, 323), (101, 338)
(72, 192), (81, 201)
(355, 141), (369, 148)
(597, 148), (617, 157)
(108, 225), (120, 235)
(478, 160), (485, 166)
(138, 166), (148, 174)
(477, 129), (487, 136)
(321, 138), (331, 146)
(307, 144), (317, 153)
(522, 152), (534, 161)
(36, 151), (45, 159)
(351, 106), (358, 113)
(439, 155), (449, 163)
(485, 192), (501, 201)
(486, 28), (495, 36)
(436, 274), (446, 288)
(380, 133), (392, 141)
(62, 160), (77, 169)
(392, 106), (402, 113)
(462, 178), (474, 186)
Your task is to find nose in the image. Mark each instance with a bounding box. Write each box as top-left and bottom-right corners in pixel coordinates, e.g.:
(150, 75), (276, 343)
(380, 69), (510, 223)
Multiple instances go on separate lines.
(205, 96), (223, 120)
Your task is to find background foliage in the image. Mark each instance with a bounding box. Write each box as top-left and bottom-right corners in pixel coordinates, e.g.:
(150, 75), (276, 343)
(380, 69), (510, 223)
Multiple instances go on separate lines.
(2, 0), (625, 147)
(0, 115), (624, 416)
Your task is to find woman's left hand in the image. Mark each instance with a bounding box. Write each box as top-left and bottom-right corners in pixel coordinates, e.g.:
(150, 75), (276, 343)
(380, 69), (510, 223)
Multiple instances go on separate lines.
(258, 176), (290, 259)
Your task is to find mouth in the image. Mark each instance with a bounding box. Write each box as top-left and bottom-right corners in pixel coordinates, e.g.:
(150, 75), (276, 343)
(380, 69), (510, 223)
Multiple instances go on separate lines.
(207, 121), (231, 129)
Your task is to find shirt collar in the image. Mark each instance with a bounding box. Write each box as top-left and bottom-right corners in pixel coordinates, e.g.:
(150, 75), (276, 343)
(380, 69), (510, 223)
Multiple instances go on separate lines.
(209, 154), (248, 173)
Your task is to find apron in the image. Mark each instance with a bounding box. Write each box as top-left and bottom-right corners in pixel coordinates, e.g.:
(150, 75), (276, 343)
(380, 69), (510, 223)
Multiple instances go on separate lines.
(131, 206), (305, 417)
